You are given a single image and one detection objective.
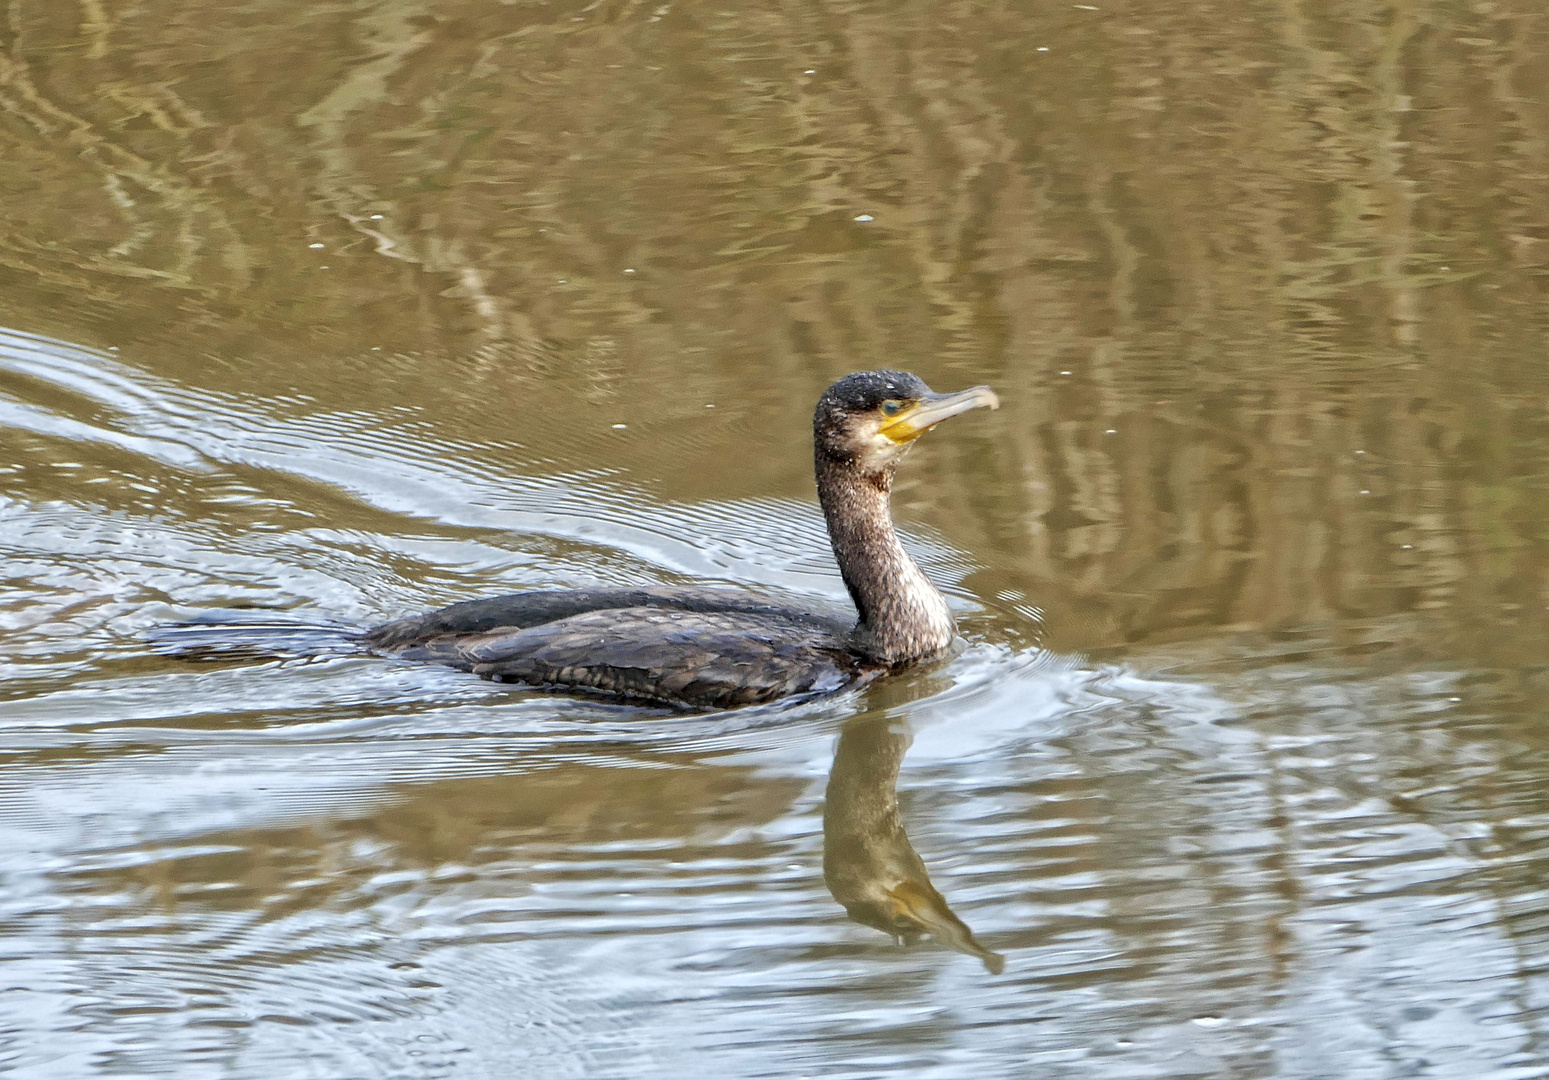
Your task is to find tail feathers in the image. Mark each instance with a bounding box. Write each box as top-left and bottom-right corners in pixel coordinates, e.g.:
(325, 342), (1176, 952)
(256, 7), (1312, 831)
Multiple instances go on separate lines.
(147, 610), (366, 662)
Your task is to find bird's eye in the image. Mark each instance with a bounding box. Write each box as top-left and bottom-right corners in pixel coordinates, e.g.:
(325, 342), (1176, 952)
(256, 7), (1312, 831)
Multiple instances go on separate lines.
(880, 399), (904, 417)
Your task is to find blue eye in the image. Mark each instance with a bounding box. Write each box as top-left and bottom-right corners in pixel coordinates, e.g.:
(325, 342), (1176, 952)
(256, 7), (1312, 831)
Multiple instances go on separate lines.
(880, 400), (904, 417)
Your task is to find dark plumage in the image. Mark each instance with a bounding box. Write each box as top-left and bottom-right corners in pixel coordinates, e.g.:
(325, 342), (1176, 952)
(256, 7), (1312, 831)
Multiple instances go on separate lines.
(365, 370), (998, 709)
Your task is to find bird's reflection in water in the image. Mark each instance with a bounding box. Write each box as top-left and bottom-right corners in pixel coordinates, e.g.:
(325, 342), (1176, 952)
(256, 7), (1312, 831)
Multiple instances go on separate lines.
(822, 716), (1005, 974)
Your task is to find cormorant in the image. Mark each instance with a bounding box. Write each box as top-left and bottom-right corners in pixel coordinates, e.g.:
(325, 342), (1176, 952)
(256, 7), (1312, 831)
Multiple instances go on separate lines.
(366, 370), (997, 709)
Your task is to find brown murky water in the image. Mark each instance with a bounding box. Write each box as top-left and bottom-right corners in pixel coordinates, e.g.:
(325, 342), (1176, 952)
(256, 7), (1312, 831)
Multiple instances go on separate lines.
(3, 1), (1549, 1076)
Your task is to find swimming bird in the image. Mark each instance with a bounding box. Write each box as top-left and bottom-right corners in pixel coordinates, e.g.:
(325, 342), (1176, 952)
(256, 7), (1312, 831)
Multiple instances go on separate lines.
(365, 370), (997, 709)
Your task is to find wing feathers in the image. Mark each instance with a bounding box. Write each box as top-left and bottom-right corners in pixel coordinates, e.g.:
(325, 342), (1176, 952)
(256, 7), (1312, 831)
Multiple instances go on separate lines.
(393, 608), (859, 709)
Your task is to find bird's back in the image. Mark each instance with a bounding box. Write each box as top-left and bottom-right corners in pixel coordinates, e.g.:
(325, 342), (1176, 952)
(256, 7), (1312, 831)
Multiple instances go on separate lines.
(366, 586), (864, 710)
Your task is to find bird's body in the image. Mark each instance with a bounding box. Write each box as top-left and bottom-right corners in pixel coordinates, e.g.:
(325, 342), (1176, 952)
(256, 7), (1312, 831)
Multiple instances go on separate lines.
(367, 586), (865, 709)
(364, 370), (997, 710)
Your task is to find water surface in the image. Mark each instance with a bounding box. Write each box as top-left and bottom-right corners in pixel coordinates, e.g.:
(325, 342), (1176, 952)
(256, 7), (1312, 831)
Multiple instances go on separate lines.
(2, 1), (1549, 1076)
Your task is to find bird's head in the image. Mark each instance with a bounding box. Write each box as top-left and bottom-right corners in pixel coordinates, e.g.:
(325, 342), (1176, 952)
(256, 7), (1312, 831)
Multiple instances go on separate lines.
(813, 369), (999, 474)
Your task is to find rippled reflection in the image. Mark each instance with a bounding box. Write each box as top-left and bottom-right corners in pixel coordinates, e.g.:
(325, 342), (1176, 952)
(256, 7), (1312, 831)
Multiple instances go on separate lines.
(824, 716), (1003, 973)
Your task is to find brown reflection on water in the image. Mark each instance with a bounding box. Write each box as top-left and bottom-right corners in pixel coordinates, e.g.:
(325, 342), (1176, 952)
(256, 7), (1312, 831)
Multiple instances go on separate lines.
(100, 757), (801, 916)
(3, 0), (1546, 662)
(824, 716), (1004, 973)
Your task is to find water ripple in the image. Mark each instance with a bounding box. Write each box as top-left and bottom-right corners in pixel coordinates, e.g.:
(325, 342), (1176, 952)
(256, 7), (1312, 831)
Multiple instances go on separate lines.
(4, 326), (1548, 1078)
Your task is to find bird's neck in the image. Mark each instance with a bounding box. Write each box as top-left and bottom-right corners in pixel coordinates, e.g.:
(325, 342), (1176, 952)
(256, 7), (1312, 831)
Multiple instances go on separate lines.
(816, 454), (957, 663)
